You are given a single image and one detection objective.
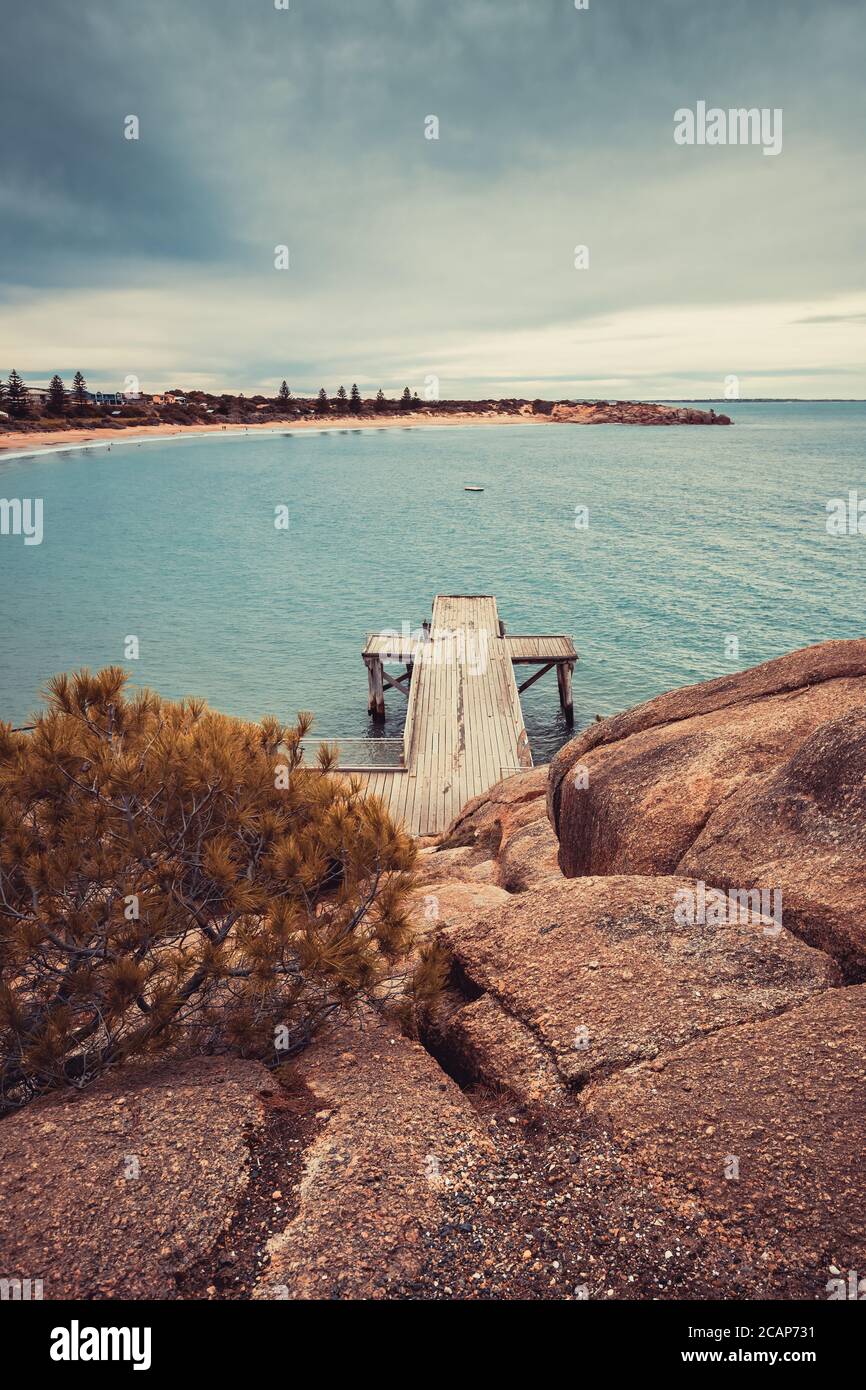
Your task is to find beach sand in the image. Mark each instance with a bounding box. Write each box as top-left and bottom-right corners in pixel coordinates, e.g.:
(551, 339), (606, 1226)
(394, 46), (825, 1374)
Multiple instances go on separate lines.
(0, 411), (542, 457)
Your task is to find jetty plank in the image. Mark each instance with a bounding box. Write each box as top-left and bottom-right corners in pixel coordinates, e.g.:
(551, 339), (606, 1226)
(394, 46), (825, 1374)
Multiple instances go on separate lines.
(504, 634), (577, 663)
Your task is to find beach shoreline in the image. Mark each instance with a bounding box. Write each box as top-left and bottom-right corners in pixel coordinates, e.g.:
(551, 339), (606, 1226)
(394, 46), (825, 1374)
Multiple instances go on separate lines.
(0, 412), (542, 458)
(0, 400), (731, 459)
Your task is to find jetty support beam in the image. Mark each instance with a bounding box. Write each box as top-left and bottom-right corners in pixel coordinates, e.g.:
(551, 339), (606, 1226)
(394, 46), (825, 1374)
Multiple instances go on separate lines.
(557, 660), (575, 724)
(366, 656), (385, 721)
(517, 661), (556, 696)
(382, 668), (411, 698)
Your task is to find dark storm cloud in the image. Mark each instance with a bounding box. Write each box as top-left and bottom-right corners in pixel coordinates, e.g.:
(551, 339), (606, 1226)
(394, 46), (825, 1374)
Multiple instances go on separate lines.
(0, 4), (239, 285)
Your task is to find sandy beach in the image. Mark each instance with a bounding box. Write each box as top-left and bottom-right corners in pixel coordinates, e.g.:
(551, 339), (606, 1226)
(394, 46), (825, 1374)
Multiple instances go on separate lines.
(0, 411), (542, 458)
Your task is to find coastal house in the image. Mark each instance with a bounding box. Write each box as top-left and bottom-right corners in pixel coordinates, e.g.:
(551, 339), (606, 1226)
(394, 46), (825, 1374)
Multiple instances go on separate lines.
(21, 384), (130, 407)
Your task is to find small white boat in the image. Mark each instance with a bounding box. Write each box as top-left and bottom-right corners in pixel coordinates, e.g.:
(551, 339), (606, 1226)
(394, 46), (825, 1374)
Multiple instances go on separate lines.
(464, 484), (484, 492)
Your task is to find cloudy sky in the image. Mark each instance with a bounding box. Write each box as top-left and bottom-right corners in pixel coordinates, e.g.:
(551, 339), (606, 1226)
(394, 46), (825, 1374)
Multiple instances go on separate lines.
(2, 0), (864, 398)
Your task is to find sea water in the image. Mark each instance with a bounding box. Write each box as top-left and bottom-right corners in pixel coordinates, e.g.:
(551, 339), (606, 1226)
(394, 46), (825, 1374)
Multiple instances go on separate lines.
(1, 403), (863, 764)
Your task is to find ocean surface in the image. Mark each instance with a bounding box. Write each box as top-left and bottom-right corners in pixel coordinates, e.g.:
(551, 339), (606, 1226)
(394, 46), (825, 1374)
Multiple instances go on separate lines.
(1, 403), (864, 764)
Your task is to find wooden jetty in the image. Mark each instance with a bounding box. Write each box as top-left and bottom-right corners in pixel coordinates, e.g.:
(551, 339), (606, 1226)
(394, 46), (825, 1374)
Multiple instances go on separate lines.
(356, 595), (576, 837)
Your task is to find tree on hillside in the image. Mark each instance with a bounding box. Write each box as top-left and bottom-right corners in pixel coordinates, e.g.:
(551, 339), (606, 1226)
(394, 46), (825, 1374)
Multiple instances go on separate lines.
(278, 380), (291, 404)
(350, 383), (362, 414)
(0, 668), (420, 1116)
(335, 385), (348, 409)
(6, 370), (29, 417)
(374, 389), (387, 413)
(400, 386), (412, 412)
(72, 371), (88, 406)
(316, 387), (330, 415)
(47, 374), (67, 414)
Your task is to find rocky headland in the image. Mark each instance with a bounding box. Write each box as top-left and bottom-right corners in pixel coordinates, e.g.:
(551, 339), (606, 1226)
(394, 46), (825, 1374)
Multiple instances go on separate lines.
(546, 401), (732, 425)
(1, 639), (862, 1300)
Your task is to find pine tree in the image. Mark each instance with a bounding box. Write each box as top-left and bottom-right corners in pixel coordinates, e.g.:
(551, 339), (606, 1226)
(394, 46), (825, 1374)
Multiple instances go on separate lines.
(0, 669), (419, 1114)
(316, 387), (330, 415)
(336, 385), (348, 409)
(72, 370), (88, 406)
(6, 369), (28, 417)
(47, 374), (67, 414)
(278, 380), (291, 404)
(375, 389), (386, 413)
(350, 383), (362, 414)
(400, 386), (412, 412)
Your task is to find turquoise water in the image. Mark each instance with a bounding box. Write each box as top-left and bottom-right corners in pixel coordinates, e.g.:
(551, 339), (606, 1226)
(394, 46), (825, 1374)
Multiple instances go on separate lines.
(1, 403), (864, 764)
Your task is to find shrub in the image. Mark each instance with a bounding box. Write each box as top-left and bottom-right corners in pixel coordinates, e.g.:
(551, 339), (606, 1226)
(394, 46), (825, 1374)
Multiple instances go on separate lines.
(0, 669), (417, 1113)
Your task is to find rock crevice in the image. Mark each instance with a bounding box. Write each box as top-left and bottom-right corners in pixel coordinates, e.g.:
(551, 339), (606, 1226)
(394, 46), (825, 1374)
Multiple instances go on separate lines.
(424, 874), (840, 1107)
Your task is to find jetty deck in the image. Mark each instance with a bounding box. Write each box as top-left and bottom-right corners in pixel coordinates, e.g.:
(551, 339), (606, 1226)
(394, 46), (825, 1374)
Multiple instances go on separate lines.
(357, 595), (576, 837)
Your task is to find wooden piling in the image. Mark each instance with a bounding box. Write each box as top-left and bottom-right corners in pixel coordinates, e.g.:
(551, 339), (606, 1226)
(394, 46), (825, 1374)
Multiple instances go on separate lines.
(366, 657), (386, 720)
(557, 659), (575, 724)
